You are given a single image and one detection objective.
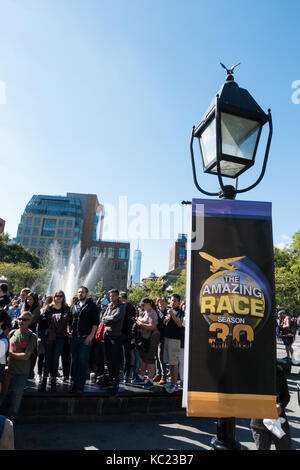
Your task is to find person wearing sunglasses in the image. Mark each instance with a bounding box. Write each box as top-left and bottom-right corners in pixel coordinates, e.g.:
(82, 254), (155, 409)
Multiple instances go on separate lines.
(1, 312), (37, 424)
(38, 290), (70, 392)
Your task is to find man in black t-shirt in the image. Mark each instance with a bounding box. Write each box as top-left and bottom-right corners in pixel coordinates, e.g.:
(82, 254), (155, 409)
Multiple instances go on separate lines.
(163, 294), (184, 393)
(69, 286), (99, 393)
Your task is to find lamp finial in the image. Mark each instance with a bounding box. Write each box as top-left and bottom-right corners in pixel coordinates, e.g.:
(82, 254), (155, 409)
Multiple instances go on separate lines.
(220, 62), (240, 81)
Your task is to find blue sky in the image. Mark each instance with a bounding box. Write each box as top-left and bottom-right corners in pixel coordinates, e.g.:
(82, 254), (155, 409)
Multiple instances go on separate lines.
(0, 0), (299, 279)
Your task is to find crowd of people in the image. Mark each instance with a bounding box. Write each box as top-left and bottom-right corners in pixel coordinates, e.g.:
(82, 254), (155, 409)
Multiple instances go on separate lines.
(0, 281), (297, 450)
(276, 309), (300, 360)
(0, 281), (185, 424)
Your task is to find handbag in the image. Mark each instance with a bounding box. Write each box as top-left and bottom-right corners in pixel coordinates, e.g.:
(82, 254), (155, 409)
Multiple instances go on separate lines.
(136, 333), (151, 353)
(95, 322), (105, 343)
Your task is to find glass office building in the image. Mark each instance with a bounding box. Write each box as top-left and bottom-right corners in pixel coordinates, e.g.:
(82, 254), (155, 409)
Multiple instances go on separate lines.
(16, 195), (82, 259)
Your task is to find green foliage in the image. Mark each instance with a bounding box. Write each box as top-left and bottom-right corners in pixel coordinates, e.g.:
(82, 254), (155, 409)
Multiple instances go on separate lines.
(0, 262), (47, 294)
(89, 278), (105, 301)
(127, 271), (187, 305)
(274, 232), (300, 313)
(0, 233), (40, 269)
(128, 276), (168, 305)
(170, 269), (186, 301)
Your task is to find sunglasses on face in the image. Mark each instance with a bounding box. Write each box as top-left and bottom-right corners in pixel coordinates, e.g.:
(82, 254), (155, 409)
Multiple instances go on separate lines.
(55, 295), (63, 298)
(18, 318), (30, 322)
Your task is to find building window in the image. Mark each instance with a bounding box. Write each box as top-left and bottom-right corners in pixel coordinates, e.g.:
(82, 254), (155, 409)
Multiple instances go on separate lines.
(42, 219), (57, 237)
(179, 246), (186, 260)
(63, 250), (69, 258)
(34, 218), (41, 226)
(23, 238), (29, 247)
(65, 230), (72, 238)
(57, 229), (63, 237)
(39, 239), (46, 247)
(32, 228), (39, 236)
(58, 220), (65, 227)
(118, 248), (126, 259)
(31, 238), (37, 247)
(91, 246), (100, 257)
(24, 227), (31, 235)
(64, 240), (70, 248)
(26, 217), (32, 225)
(66, 220), (73, 227)
(108, 247), (114, 259)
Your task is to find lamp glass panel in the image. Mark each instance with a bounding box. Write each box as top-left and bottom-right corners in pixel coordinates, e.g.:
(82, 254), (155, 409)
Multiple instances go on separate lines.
(210, 160), (247, 178)
(199, 118), (216, 167)
(221, 112), (261, 160)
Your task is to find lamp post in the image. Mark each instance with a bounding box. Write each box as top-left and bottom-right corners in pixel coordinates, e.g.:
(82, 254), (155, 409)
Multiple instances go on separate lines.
(189, 63), (273, 450)
(190, 62), (272, 200)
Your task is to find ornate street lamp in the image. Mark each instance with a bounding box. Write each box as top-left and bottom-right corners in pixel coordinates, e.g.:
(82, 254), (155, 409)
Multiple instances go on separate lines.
(189, 63), (273, 450)
(190, 63), (273, 199)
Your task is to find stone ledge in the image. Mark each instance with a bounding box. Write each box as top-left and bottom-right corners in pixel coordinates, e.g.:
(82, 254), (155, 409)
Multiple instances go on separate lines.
(17, 394), (184, 423)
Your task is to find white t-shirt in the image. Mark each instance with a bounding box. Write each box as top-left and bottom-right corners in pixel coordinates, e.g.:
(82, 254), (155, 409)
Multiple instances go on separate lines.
(0, 329), (9, 365)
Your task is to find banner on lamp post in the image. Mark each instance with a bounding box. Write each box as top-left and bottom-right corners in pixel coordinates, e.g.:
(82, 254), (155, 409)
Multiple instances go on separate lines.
(183, 199), (277, 419)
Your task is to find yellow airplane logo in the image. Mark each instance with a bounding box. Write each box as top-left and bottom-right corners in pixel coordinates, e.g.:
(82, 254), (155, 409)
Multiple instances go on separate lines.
(199, 252), (246, 273)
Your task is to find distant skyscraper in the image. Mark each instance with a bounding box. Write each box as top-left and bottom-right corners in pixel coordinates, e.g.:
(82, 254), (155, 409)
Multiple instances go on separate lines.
(131, 246), (142, 285)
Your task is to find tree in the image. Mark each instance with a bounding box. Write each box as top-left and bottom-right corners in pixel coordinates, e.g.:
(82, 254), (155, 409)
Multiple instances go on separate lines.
(274, 232), (300, 313)
(0, 233), (40, 269)
(170, 268), (186, 301)
(0, 262), (47, 295)
(128, 276), (167, 305)
(89, 278), (105, 301)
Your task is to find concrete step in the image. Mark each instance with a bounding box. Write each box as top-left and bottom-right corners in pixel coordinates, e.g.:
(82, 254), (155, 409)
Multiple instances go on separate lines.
(7, 379), (184, 424)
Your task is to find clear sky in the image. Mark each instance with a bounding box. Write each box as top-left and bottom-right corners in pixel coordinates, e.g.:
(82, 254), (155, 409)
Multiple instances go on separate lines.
(0, 0), (299, 279)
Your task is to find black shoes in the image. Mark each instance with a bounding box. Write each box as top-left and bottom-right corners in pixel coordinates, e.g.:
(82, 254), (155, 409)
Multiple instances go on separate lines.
(50, 378), (56, 392)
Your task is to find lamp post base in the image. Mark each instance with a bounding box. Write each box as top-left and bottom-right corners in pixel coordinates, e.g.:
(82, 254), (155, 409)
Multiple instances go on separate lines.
(211, 418), (242, 450)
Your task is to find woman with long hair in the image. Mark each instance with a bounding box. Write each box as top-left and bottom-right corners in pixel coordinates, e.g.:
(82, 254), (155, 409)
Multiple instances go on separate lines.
(23, 292), (40, 379)
(23, 292), (40, 331)
(134, 298), (160, 390)
(37, 296), (53, 380)
(38, 290), (70, 392)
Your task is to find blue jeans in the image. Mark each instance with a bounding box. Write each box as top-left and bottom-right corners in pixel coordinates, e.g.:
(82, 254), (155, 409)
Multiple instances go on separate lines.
(43, 336), (66, 378)
(4, 374), (27, 424)
(70, 336), (93, 391)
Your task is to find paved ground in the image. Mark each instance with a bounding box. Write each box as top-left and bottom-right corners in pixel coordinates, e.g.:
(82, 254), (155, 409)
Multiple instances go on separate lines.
(13, 335), (300, 450)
